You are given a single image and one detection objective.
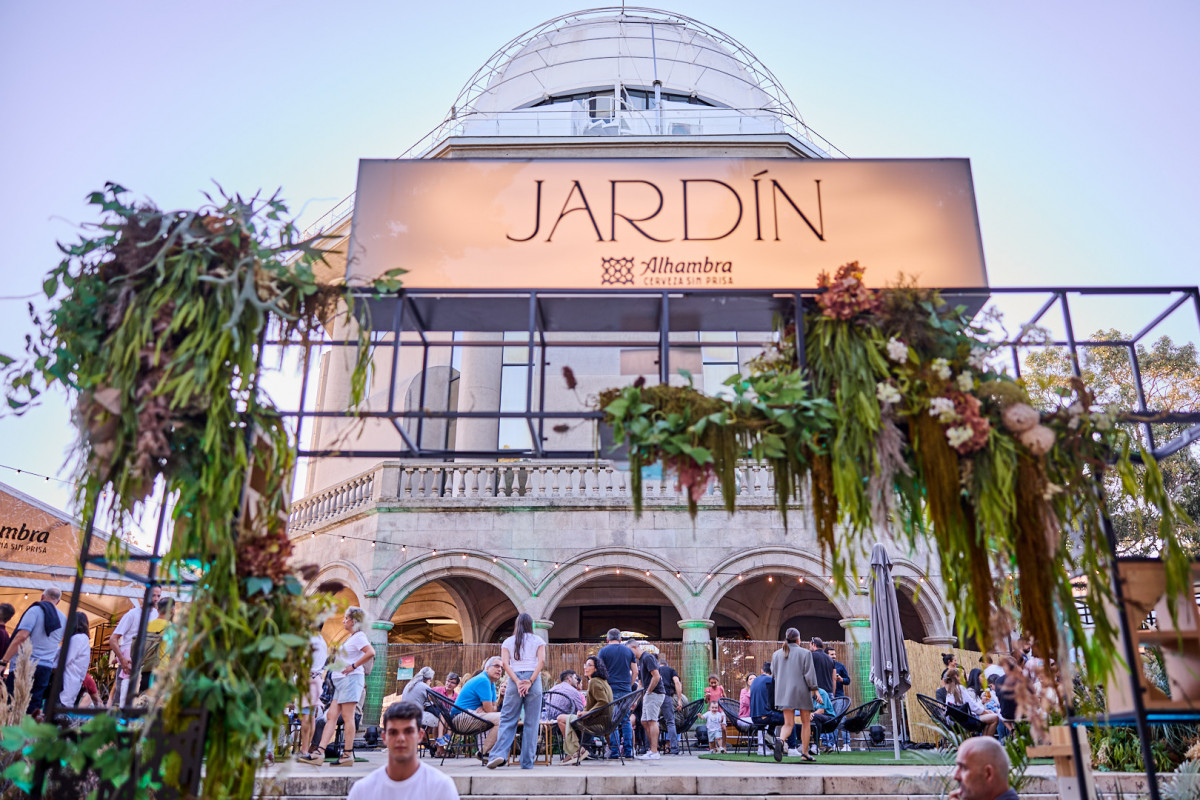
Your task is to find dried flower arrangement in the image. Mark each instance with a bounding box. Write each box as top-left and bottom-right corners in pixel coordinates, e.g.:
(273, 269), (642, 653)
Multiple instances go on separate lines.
(0, 184), (401, 798)
(598, 263), (1190, 694)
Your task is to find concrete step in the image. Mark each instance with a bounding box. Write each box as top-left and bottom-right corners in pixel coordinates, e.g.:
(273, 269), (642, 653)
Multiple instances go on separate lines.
(256, 757), (1156, 799)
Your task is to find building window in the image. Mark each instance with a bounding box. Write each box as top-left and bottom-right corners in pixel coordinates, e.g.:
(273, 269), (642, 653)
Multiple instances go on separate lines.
(498, 332), (534, 451)
(700, 331), (739, 398)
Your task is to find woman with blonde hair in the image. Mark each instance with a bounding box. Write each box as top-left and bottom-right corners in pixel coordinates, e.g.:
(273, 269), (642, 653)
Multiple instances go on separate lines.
(299, 606), (375, 767)
(769, 628), (817, 762)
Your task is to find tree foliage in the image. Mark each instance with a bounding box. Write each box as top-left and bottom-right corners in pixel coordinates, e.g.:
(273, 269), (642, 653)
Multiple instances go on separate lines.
(1024, 331), (1200, 556)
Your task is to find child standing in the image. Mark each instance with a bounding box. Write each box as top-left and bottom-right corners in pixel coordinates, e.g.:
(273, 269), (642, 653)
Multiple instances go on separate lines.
(703, 674), (726, 704)
(702, 701), (727, 753)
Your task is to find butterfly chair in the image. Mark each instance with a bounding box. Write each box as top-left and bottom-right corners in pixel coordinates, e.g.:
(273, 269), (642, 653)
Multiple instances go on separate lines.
(668, 698), (705, 754)
(717, 697), (756, 754)
(568, 689), (644, 765)
(811, 695), (852, 752)
(426, 690), (496, 766)
(840, 697), (884, 751)
(916, 693), (984, 743)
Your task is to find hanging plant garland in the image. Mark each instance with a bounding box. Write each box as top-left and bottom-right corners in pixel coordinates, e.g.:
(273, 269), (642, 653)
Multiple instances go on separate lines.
(1, 184), (402, 799)
(596, 263), (1192, 694)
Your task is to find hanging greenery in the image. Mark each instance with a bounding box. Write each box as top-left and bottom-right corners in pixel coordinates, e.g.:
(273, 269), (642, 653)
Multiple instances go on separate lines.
(597, 263), (1191, 690)
(0, 184), (400, 798)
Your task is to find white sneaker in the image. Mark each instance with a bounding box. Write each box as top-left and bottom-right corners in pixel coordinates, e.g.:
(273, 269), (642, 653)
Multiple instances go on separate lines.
(786, 747), (801, 757)
(644, 751), (661, 760)
(840, 744), (851, 752)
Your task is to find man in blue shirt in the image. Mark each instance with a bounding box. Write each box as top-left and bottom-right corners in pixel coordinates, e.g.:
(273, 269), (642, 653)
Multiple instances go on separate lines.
(455, 657), (503, 757)
(596, 628), (635, 759)
(0, 588), (67, 716)
(748, 663), (796, 753)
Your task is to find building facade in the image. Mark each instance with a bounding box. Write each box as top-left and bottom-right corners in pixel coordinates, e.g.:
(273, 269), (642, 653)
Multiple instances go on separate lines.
(286, 8), (957, 718)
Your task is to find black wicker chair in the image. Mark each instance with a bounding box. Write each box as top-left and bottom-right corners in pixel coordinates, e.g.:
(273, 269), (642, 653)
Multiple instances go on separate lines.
(717, 697), (755, 754)
(811, 695), (851, 751)
(568, 689), (644, 765)
(668, 698), (705, 754)
(916, 693), (984, 741)
(426, 690), (496, 766)
(540, 689), (578, 762)
(840, 697), (884, 750)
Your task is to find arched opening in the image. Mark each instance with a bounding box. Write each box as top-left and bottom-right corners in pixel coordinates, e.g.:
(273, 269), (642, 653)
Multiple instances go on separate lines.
(389, 576), (517, 644)
(316, 581), (360, 643)
(712, 576), (846, 642)
(897, 587), (929, 642)
(547, 574), (683, 642)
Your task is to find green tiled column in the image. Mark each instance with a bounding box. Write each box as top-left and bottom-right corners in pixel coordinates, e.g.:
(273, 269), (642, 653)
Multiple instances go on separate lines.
(363, 621), (394, 728)
(840, 617), (875, 702)
(678, 619), (715, 702)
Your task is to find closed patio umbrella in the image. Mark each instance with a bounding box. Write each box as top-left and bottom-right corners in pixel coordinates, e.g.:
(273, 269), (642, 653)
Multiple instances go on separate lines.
(868, 543), (911, 759)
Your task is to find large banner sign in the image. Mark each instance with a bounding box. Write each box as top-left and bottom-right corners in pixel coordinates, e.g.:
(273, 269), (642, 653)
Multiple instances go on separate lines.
(346, 158), (987, 289)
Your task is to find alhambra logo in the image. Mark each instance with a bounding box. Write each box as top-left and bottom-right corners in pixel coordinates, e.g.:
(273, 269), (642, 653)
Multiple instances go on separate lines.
(600, 256), (635, 286)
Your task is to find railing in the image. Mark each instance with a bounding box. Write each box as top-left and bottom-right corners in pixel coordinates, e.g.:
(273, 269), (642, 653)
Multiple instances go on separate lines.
(288, 459), (781, 530)
(288, 470), (374, 530)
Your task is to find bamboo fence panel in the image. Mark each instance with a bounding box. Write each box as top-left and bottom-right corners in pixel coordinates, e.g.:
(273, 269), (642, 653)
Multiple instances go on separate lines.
(903, 640), (984, 744)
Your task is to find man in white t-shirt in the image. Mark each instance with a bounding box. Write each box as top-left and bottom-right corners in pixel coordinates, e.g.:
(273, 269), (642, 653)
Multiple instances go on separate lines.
(109, 585), (162, 705)
(348, 701), (459, 799)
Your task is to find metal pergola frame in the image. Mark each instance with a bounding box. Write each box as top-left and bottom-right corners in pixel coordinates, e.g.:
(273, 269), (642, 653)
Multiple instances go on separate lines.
(34, 283), (1200, 799)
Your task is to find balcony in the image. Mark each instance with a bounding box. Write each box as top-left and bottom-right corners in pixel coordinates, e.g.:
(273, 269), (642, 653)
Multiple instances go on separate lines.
(286, 459), (783, 532)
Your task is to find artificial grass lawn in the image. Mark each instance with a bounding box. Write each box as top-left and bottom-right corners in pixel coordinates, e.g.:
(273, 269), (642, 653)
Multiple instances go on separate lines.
(698, 751), (1053, 767)
(698, 750), (949, 765)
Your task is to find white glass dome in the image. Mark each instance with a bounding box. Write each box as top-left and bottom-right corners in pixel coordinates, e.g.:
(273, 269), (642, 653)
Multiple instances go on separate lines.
(427, 7), (830, 148)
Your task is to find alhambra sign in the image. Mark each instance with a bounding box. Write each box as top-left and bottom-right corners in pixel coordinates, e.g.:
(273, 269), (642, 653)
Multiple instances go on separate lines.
(346, 158), (988, 290)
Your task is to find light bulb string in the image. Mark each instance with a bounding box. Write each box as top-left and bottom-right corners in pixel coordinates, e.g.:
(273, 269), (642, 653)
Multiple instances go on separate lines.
(299, 528), (948, 585)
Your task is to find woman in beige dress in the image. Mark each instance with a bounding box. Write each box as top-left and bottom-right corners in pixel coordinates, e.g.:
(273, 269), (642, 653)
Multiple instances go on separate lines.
(769, 627), (818, 762)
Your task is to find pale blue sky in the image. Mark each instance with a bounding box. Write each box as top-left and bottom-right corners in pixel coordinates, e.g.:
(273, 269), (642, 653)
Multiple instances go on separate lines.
(1, 1), (1197, 518)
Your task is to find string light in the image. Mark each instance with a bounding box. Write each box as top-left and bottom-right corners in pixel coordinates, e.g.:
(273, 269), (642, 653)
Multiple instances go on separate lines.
(294, 531), (954, 586)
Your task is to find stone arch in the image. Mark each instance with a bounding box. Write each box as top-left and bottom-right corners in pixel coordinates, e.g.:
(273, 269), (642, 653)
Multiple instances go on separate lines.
(534, 548), (694, 622)
(699, 548), (855, 622)
(890, 559), (952, 642)
(372, 552), (533, 643)
(307, 561), (368, 600)
(376, 551), (532, 621)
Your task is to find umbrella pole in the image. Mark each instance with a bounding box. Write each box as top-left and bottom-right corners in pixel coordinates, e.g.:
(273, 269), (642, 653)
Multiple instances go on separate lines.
(891, 698), (901, 759)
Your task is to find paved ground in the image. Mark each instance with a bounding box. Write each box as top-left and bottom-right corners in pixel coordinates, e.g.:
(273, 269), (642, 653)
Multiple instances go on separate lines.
(256, 750), (1152, 799)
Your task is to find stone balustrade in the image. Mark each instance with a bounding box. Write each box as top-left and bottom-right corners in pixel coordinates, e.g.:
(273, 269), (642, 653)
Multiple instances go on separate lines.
(287, 460), (781, 531)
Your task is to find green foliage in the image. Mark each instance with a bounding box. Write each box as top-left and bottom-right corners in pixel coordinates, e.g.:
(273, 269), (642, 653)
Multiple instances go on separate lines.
(0, 184), (392, 798)
(597, 268), (1193, 688)
(1, 715), (160, 798)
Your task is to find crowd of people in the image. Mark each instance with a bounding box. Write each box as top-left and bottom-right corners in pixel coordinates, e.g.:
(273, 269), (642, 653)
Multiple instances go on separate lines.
(936, 638), (1048, 741)
(0, 586), (172, 721)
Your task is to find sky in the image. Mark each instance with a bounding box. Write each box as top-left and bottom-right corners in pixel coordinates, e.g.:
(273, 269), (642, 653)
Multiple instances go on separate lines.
(1, 0), (1197, 529)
